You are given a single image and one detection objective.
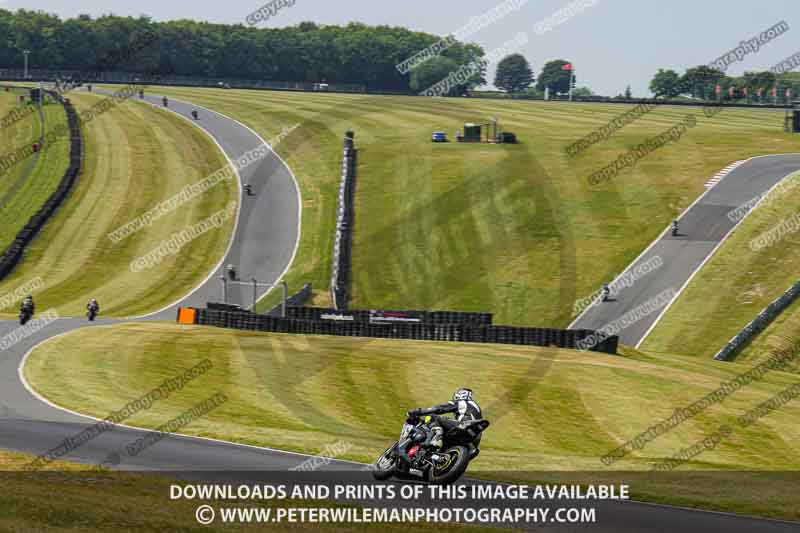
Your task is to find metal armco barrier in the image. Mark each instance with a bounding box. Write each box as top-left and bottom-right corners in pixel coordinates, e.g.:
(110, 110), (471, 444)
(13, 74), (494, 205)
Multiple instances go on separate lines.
(0, 90), (82, 280)
(330, 131), (357, 310)
(714, 280), (800, 361)
(180, 307), (618, 354)
(285, 306), (492, 326)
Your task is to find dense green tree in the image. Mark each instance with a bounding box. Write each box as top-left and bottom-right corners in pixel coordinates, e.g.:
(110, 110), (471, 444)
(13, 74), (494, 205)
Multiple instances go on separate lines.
(536, 59), (572, 94)
(680, 65), (725, 99)
(649, 69), (681, 98)
(410, 56), (459, 93)
(494, 53), (533, 93)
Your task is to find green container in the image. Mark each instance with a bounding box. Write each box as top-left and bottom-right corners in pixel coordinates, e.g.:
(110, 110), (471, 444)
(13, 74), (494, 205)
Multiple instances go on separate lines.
(463, 123), (482, 141)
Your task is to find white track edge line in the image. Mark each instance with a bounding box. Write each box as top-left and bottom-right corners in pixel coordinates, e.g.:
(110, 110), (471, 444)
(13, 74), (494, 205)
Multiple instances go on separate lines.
(16, 329), (364, 466)
(162, 95), (304, 309)
(17, 332), (799, 525)
(116, 93), (244, 321)
(635, 161), (800, 349)
(112, 89), (301, 318)
(567, 159), (743, 329)
(569, 154), (799, 333)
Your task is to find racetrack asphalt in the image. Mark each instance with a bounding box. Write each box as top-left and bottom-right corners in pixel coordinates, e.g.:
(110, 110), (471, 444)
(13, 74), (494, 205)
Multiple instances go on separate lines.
(570, 154), (800, 349)
(0, 88), (797, 531)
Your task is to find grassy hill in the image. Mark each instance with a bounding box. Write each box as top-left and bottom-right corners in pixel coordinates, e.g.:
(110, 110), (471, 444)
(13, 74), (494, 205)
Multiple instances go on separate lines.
(0, 91), (70, 252)
(24, 323), (800, 519)
(0, 91), (237, 317)
(131, 87), (800, 328)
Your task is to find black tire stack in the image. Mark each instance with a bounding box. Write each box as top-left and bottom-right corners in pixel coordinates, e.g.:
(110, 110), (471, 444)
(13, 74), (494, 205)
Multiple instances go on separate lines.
(331, 131), (357, 310)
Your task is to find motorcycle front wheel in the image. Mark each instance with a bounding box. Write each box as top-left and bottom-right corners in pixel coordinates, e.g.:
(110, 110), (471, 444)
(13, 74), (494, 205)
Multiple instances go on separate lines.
(372, 446), (398, 481)
(426, 445), (470, 485)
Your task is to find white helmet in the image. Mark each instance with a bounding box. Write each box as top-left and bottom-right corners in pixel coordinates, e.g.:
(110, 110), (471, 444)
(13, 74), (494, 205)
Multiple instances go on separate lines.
(453, 388), (473, 402)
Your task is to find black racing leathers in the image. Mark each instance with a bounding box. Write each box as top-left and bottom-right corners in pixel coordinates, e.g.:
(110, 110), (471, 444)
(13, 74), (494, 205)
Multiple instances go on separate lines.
(415, 400), (482, 423)
(410, 400), (483, 450)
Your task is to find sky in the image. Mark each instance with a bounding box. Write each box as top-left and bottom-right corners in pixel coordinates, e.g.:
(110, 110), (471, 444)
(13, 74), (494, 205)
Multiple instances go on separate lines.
(3, 0), (800, 96)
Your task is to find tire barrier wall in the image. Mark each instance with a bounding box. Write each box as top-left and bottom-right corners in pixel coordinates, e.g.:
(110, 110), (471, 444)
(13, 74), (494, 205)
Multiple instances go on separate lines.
(266, 283), (313, 316)
(714, 280), (800, 361)
(330, 132), (357, 310)
(285, 306), (493, 326)
(182, 307), (619, 354)
(0, 90), (82, 280)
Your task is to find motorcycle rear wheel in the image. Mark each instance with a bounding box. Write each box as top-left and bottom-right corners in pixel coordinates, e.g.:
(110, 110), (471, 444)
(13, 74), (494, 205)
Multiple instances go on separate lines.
(426, 445), (470, 485)
(372, 446), (398, 481)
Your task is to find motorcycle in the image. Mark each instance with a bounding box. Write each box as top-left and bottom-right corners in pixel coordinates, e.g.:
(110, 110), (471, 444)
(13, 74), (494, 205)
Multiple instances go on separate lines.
(372, 413), (489, 484)
(19, 308), (32, 325)
(87, 307), (98, 322)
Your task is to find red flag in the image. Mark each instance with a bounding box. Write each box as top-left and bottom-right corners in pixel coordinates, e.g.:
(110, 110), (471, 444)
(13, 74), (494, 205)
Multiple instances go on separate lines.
(561, 63), (573, 71)
(728, 86), (735, 97)
(715, 84), (721, 94)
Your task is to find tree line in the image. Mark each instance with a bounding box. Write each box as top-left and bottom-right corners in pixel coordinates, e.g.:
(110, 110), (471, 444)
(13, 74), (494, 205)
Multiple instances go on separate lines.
(11, 8), (796, 101)
(1, 9), (589, 97)
(650, 66), (800, 103)
(0, 9), (485, 92)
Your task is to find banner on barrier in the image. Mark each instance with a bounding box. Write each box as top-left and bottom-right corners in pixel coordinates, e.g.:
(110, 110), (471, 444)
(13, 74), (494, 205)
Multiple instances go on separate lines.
(369, 310), (423, 324)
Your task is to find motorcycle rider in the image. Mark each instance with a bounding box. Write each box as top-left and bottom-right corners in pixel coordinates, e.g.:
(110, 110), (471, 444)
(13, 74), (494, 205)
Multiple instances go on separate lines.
(87, 298), (100, 317)
(20, 295), (34, 316)
(407, 388), (483, 456)
(601, 283), (611, 302)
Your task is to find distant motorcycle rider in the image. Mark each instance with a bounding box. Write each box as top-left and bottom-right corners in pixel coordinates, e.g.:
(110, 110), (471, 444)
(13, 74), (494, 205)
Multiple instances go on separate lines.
(407, 388), (482, 455)
(87, 298), (100, 315)
(601, 283), (611, 302)
(227, 264), (237, 281)
(20, 295), (34, 316)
